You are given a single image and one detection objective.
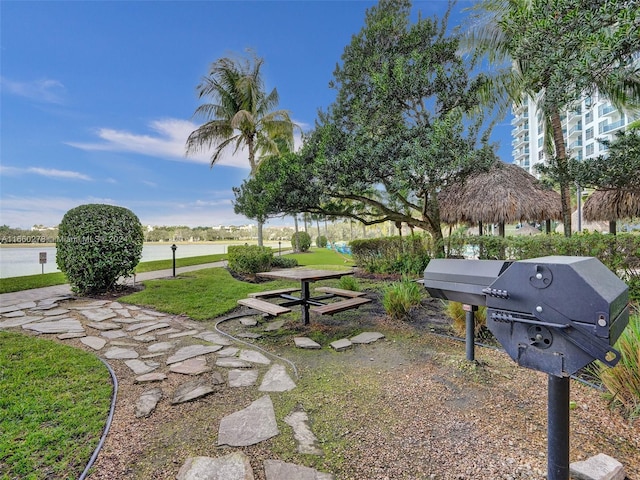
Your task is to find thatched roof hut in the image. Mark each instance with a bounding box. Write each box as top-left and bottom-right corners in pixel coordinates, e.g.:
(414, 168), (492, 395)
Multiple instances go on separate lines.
(583, 189), (640, 222)
(438, 162), (562, 233)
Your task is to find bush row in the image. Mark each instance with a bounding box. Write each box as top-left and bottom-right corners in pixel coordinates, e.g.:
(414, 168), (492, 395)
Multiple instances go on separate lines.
(227, 245), (298, 275)
(350, 235), (431, 275)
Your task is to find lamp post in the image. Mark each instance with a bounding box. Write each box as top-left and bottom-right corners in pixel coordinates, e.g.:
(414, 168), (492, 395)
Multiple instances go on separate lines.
(171, 244), (177, 277)
(278, 241), (281, 256)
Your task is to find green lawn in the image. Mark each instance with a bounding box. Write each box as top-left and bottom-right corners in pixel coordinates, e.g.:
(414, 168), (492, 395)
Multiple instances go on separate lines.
(0, 253), (227, 294)
(0, 332), (112, 480)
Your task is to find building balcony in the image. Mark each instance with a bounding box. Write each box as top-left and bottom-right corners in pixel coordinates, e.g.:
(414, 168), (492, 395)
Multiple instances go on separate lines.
(568, 124), (582, 137)
(599, 119), (625, 134)
(569, 139), (583, 149)
(598, 104), (616, 117)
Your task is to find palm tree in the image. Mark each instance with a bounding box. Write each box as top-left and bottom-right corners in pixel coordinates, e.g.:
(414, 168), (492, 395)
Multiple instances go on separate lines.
(466, 0), (640, 236)
(186, 50), (295, 245)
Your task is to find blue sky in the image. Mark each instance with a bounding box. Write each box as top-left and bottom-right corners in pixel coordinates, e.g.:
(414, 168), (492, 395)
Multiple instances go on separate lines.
(1, 0), (512, 230)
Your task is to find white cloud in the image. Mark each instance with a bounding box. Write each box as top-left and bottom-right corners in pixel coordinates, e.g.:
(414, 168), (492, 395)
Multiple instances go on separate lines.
(66, 117), (310, 169)
(0, 76), (66, 104)
(0, 165), (92, 181)
(67, 118), (251, 169)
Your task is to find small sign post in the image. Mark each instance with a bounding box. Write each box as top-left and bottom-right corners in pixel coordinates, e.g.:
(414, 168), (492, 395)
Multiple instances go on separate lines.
(39, 252), (47, 274)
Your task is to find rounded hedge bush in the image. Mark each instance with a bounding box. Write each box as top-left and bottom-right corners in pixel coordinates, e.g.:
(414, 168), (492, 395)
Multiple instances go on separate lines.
(56, 204), (144, 294)
(316, 235), (328, 248)
(291, 231), (311, 252)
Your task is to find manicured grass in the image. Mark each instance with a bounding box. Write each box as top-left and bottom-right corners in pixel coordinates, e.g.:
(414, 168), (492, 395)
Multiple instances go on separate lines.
(0, 272), (68, 294)
(134, 253), (226, 273)
(119, 267), (298, 320)
(286, 247), (355, 268)
(0, 331), (112, 480)
(0, 254), (228, 294)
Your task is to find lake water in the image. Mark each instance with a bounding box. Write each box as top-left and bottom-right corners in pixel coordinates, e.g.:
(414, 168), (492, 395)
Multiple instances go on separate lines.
(0, 243), (285, 278)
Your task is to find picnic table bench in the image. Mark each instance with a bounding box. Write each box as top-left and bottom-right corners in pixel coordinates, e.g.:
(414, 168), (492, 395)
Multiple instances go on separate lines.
(248, 287), (301, 299)
(311, 296), (371, 315)
(237, 298), (292, 316)
(314, 286), (366, 298)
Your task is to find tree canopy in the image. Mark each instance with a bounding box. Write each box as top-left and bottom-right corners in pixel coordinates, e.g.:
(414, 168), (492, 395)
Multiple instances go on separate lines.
(235, 0), (497, 256)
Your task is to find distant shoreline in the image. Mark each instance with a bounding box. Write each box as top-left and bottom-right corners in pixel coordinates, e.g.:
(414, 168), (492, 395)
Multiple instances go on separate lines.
(0, 240), (286, 249)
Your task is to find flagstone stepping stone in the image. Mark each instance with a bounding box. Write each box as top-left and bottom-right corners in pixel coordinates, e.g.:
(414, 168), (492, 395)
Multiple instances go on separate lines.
(239, 317), (258, 326)
(30, 303), (60, 311)
(87, 321), (120, 331)
(217, 347), (240, 357)
(239, 350), (271, 365)
(263, 320), (285, 332)
(153, 327), (180, 336)
(135, 372), (167, 383)
(104, 346), (139, 359)
(169, 357), (211, 375)
(126, 321), (161, 332)
(218, 395), (279, 447)
(216, 358), (252, 369)
(177, 452), (254, 480)
(211, 371), (225, 385)
(171, 379), (215, 404)
(167, 329), (199, 339)
(101, 329), (128, 339)
(108, 302), (123, 309)
(58, 332), (86, 339)
(228, 369), (259, 387)
(111, 341), (139, 347)
(237, 332), (262, 339)
(133, 334), (157, 343)
(142, 309), (166, 317)
(113, 317), (141, 324)
(166, 345), (222, 365)
(79, 309), (116, 322)
(294, 337), (322, 349)
(125, 359), (160, 375)
(136, 322), (170, 335)
(81, 336), (107, 350)
(258, 364), (296, 392)
(23, 318), (84, 334)
(141, 353), (165, 359)
(84, 300), (111, 307)
(194, 331), (232, 346)
(2, 310), (25, 318)
(0, 315), (44, 328)
(132, 314), (157, 322)
(263, 460), (334, 480)
(0, 301), (36, 314)
(147, 341), (176, 353)
(284, 407), (323, 455)
(127, 305), (141, 310)
(115, 308), (132, 318)
(330, 339), (352, 351)
(350, 332), (385, 344)
(135, 387), (162, 418)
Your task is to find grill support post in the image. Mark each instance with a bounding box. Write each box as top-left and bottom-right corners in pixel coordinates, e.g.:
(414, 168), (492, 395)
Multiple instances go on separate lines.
(463, 304), (477, 362)
(548, 375), (570, 480)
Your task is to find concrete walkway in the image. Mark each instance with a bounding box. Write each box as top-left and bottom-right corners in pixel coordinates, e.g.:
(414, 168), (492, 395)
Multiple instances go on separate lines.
(0, 261), (227, 306)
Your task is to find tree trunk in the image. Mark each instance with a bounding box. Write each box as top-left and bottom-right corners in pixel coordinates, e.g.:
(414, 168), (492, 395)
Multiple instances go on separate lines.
(257, 221), (264, 247)
(550, 110), (572, 237)
(293, 215), (300, 252)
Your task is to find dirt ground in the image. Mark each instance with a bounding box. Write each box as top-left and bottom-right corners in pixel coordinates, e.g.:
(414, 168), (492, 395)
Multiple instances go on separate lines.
(83, 292), (639, 480)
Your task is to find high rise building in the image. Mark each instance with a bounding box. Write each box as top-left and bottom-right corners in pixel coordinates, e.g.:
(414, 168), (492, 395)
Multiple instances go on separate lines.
(511, 93), (638, 176)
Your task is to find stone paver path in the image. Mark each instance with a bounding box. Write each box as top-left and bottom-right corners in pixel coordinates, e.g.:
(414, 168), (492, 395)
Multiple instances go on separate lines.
(0, 291), (385, 479)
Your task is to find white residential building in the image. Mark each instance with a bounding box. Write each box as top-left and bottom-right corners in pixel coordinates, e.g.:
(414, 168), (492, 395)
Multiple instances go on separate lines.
(511, 93), (638, 176)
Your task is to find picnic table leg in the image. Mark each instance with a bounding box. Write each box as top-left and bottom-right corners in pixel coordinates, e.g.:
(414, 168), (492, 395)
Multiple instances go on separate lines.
(302, 280), (311, 325)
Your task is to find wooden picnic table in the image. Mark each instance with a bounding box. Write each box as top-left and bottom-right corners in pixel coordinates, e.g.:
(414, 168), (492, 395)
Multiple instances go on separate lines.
(246, 268), (369, 325)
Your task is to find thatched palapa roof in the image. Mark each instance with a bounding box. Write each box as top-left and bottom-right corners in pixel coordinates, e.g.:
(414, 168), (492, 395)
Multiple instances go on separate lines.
(583, 189), (640, 222)
(438, 162), (562, 225)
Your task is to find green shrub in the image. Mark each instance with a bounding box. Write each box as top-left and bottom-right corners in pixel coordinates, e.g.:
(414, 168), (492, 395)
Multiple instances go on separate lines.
(383, 276), (423, 319)
(56, 204), (143, 294)
(351, 236), (431, 275)
(271, 256), (298, 268)
(227, 245), (272, 275)
(339, 275), (360, 292)
(316, 235), (328, 248)
(594, 311), (640, 419)
(444, 302), (488, 337)
(291, 231), (312, 252)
